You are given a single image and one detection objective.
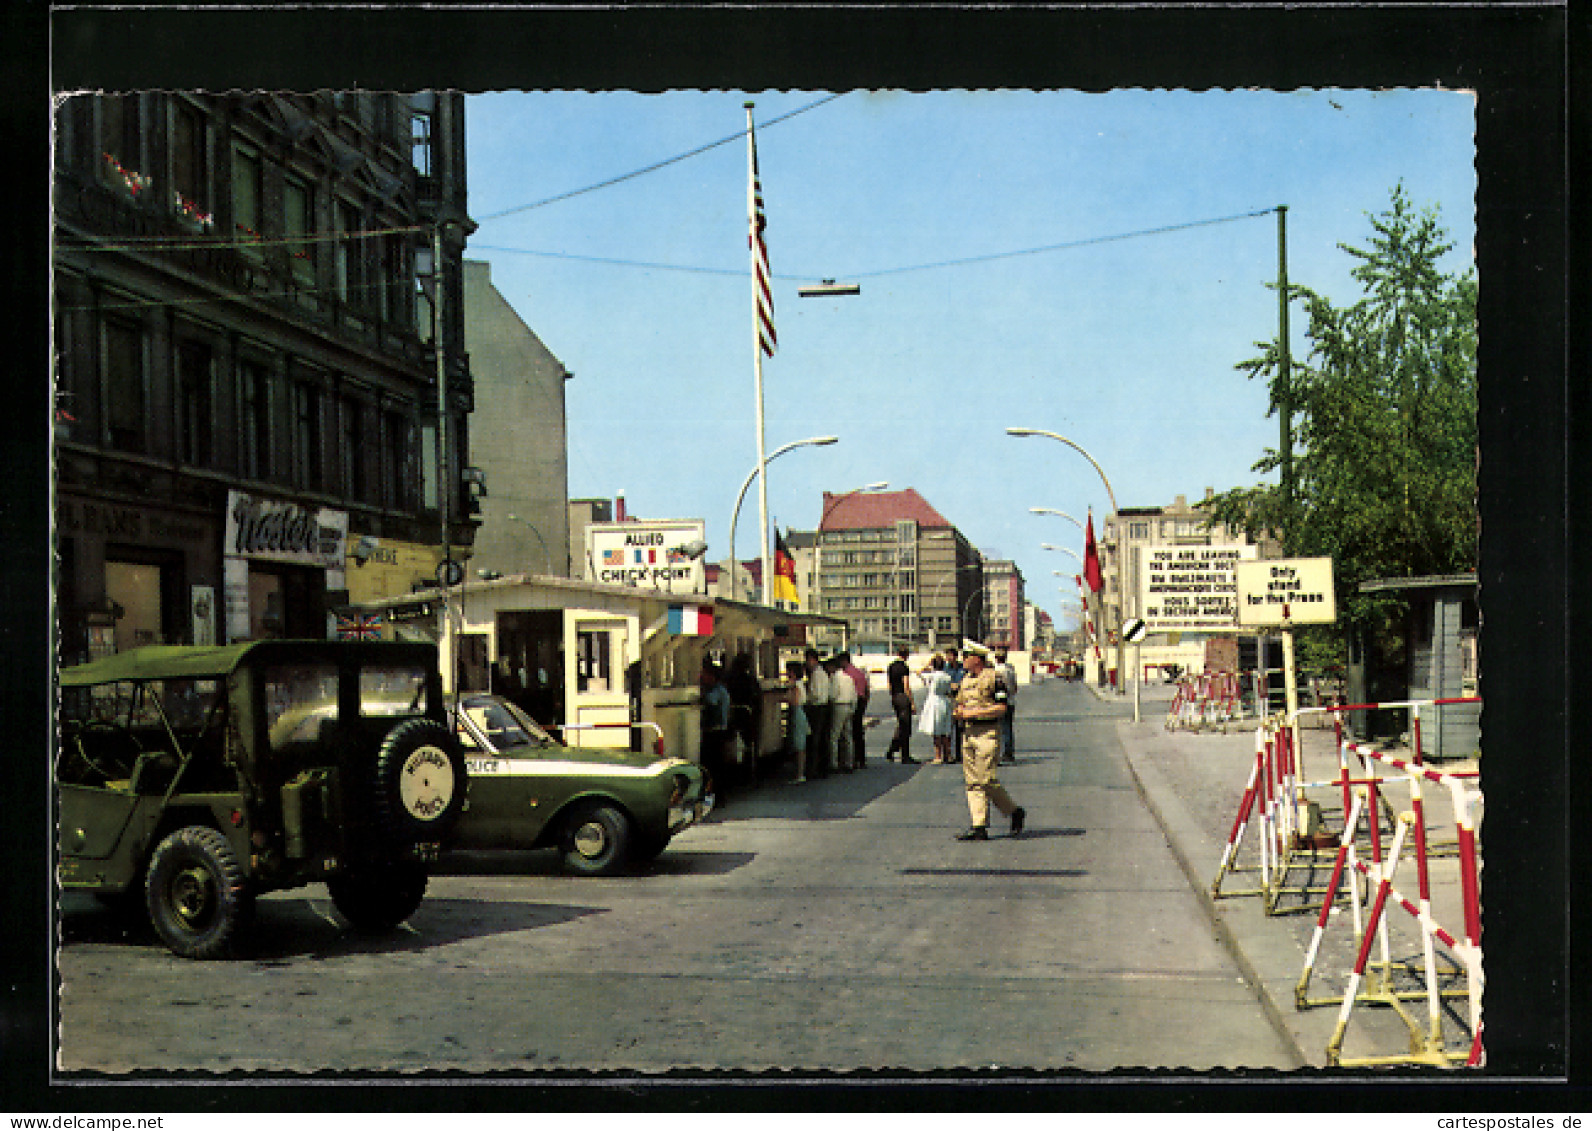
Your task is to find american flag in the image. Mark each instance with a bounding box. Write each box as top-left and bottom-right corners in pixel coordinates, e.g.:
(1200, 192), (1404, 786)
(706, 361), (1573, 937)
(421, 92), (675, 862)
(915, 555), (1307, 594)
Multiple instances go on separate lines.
(601, 547), (624, 566)
(748, 119), (776, 357)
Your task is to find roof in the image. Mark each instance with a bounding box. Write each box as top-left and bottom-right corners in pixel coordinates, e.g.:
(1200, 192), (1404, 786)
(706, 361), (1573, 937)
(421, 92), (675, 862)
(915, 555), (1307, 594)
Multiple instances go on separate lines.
(1358, 572), (1478, 595)
(819, 488), (951, 532)
(60, 639), (438, 686)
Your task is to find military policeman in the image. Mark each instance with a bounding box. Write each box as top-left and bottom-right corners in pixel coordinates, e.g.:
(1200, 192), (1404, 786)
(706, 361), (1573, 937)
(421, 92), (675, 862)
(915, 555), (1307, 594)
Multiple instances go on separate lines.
(951, 643), (1026, 841)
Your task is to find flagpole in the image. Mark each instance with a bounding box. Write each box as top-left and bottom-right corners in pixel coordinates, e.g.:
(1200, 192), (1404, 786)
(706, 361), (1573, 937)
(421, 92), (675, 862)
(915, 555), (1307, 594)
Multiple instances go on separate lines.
(746, 101), (774, 606)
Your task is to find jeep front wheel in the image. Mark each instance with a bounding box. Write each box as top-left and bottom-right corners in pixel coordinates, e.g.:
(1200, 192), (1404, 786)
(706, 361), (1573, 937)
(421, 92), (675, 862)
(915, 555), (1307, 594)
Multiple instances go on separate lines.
(144, 826), (252, 959)
(560, 802), (633, 876)
(327, 863), (428, 932)
(372, 718), (466, 843)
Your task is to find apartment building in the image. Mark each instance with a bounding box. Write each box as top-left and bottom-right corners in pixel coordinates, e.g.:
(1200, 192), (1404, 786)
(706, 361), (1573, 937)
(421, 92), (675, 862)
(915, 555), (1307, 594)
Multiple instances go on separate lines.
(53, 92), (474, 660)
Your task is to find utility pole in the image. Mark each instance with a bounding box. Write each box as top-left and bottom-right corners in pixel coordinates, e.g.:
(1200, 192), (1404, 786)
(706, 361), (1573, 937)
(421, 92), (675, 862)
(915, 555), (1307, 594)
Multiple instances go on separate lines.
(1276, 205), (1293, 554)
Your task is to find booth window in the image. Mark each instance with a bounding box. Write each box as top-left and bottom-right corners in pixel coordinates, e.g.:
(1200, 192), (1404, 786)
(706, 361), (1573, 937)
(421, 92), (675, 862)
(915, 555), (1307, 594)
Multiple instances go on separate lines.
(575, 627), (612, 693)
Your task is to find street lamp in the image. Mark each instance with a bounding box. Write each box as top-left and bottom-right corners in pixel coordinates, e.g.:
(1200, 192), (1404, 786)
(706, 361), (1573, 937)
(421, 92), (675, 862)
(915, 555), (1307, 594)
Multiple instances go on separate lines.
(1042, 543), (1084, 565)
(727, 435), (838, 601)
(1009, 425), (1132, 712)
(1030, 506), (1085, 530)
(504, 514), (552, 575)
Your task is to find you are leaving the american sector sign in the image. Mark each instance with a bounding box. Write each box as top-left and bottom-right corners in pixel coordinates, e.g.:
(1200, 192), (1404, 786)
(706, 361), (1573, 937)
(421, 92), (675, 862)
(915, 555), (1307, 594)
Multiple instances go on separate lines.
(1235, 556), (1337, 626)
(1138, 543), (1256, 632)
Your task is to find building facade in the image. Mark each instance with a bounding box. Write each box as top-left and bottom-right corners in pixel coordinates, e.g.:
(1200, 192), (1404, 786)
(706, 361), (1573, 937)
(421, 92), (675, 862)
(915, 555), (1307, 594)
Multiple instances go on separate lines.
(53, 91), (474, 661)
(815, 489), (982, 653)
(461, 258), (572, 580)
(980, 558), (1025, 650)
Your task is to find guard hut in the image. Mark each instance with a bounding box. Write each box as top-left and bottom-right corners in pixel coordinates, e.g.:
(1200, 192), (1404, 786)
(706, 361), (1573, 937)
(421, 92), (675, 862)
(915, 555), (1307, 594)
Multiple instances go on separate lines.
(352, 574), (846, 772)
(1352, 572), (1480, 759)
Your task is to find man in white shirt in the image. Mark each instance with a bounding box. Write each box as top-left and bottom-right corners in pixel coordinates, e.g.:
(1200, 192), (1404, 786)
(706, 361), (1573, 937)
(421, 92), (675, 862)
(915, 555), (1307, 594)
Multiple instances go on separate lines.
(803, 648), (834, 778)
(828, 654), (858, 772)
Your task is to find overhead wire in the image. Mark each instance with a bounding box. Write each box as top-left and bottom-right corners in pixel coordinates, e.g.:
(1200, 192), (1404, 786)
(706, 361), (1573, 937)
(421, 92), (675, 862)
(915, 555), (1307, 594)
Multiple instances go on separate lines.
(473, 93), (848, 223)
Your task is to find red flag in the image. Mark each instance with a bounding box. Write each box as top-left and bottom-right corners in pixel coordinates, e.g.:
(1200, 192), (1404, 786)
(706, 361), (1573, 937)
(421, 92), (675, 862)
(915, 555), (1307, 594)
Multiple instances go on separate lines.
(1084, 511), (1104, 594)
(747, 117), (776, 357)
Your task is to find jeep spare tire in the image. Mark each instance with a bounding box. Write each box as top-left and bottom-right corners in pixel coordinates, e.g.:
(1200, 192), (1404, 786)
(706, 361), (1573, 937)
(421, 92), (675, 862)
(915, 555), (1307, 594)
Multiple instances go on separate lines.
(371, 718), (466, 842)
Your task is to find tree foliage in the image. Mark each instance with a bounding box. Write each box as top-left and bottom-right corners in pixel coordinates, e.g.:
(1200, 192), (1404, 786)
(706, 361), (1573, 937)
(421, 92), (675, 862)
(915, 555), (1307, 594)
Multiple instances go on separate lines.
(1204, 185), (1477, 645)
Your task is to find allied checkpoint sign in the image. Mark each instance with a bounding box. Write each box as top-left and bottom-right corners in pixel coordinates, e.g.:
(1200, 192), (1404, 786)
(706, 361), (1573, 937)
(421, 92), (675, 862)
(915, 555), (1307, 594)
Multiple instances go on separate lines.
(1138, 543), (1257, 632)
(1236, 556), (1337, 626)
(587, 519), (707, 596)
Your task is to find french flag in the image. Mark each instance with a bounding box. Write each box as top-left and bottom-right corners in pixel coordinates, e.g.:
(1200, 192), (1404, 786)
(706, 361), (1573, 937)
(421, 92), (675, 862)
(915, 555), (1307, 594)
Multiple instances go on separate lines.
(668, 604), (714, 636)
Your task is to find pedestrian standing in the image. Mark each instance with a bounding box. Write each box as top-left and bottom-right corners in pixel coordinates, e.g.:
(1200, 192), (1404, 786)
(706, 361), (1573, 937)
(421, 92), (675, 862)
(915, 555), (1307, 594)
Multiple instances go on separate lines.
(916, 654), (954, 764)
(784, 659), (810, 783)
(994, 647), (1019, 763)
(884, 645), (919, 764)
(827, 655), (857, 772)
(802, 648), (833, 778)
(842, 652), (871, 767)
(951, 644), (1025, 841)
(725, 651), (763, 784)
(943, 647), (966, 763)
(699, 661), (733, 803)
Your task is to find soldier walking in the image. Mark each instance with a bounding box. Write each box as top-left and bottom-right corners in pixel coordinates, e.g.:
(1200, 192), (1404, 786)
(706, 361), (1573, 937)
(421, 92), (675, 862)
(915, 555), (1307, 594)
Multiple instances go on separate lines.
(951, 644), (1025, 841)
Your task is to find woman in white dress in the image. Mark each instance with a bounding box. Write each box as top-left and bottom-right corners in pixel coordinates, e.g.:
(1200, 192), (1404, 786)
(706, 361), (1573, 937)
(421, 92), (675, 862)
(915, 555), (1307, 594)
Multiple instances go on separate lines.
(916, 654), (954, 764)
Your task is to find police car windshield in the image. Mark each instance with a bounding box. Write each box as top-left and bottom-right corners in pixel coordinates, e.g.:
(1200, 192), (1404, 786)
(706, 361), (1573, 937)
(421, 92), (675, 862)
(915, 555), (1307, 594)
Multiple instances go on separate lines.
(461, 696), (552, 750)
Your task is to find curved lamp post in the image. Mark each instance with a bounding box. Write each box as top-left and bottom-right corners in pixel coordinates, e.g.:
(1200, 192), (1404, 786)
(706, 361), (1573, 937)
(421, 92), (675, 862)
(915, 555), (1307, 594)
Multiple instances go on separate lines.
(504, 513), (553, 575)
(727, 435), (838, 601)
(1030, 506), (1085, 530)
(1009, 426), (1131, 713)
(1042, 543), (1083, 566)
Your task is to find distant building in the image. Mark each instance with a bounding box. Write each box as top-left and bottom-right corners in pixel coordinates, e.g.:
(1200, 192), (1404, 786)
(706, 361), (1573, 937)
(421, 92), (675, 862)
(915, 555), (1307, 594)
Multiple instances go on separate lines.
(568, 496), (616, 578)
(461, 259), (572, 579)
(1099, 488), (1265, 634)
(981, 558), (1025, 650)
(815, 488), (982, 653)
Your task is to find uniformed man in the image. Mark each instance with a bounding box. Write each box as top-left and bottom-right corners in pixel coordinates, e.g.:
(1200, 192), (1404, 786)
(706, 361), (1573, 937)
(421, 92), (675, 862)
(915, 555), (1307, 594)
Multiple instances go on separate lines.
(951, 643), (1026, 841)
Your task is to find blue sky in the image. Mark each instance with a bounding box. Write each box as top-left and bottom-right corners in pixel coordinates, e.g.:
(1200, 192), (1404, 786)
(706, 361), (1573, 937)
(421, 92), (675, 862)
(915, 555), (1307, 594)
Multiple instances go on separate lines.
(463, 89), (1475, 630)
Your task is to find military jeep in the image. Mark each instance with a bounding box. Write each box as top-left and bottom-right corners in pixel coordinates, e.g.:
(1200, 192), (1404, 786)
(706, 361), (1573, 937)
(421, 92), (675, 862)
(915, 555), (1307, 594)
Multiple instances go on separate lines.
(57, 640), (468, 958)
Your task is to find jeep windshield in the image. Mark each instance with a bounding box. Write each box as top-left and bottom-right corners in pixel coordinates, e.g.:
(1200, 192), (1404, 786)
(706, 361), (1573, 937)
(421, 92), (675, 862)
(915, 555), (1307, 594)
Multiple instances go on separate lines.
(454, 694), (555, 753)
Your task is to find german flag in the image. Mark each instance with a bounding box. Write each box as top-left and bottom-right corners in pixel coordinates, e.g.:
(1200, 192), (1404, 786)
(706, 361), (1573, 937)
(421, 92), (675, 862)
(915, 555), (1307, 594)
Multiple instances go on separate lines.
(773, 529), (800, 607)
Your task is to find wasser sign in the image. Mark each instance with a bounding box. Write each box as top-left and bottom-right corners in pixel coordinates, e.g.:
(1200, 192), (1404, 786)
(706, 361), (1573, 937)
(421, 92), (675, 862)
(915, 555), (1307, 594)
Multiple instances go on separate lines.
(1235, 557), (1337, 626)
(587, 520), (706, 596)
(1139, 543), (1257, 632)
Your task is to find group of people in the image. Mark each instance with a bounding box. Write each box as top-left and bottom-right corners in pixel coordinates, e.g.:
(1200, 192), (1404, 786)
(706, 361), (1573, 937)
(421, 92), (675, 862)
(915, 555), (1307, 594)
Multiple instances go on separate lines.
(782, 648), (873, 783)
(884, 644), (1021, 768)
(707, 642), (1027, 841)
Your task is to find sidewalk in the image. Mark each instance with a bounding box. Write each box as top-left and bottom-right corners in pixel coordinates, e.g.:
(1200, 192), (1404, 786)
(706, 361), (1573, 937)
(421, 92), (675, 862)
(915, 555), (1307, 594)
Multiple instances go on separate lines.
(1109, 678), (1483, 1070)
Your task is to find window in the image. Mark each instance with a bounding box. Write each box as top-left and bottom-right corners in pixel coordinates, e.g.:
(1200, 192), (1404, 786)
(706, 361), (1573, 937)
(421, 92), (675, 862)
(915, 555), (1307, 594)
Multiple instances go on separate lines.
(410, 95), (435, 176)
(900, 593), (915, 613)
(239, 359), (271, 481)
(341, 395), (367, 502)
(384, 410), (414, 510)
(335, 200), (362, 305)
(176, 340), (213, 468)
(170, 102), (209, 218)
(232, 146), (263, 254)
(294, 380), (322, 491)
(99, 95), (143, 185)
(413, 244), (435, 341)
(575, 627), (613, 694)
(284, 175), (315, 287)
(103, 318), (145, 454)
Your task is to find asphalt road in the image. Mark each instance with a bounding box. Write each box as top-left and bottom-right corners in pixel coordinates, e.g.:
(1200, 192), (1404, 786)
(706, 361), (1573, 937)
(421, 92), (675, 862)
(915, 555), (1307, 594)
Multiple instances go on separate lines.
(56, 680), (1298, 1076)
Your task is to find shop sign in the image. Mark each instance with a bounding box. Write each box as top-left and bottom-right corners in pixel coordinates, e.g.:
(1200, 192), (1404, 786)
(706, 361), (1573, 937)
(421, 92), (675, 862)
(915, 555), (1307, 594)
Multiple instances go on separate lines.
(1138, 543), (1257, 632)
(1235, 557), (1337, 626)
(226, 490), (347, 569)
(587, 520), (706, 595)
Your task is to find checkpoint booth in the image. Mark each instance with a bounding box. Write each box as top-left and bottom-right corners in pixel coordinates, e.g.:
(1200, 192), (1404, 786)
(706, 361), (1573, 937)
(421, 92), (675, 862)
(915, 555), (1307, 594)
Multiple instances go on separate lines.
(352, 573), (847, 771)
